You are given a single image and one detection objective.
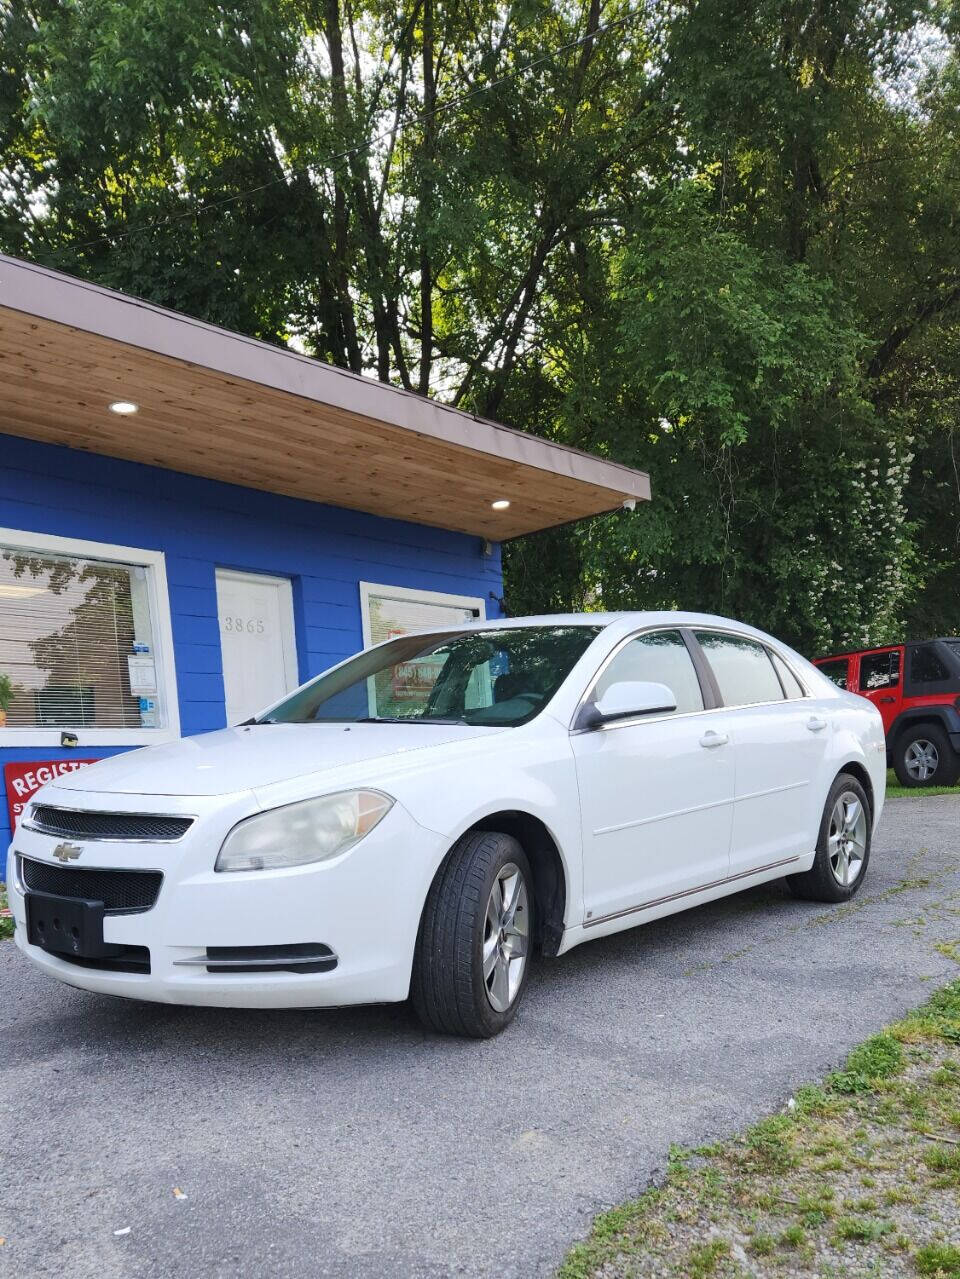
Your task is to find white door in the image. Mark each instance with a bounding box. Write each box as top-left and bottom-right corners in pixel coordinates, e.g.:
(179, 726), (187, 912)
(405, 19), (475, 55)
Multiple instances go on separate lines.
(691, 630), (830, 873)
(215, 569), (298, 724)
(572, 629), (735, 925)
(722, 702), (828, 872)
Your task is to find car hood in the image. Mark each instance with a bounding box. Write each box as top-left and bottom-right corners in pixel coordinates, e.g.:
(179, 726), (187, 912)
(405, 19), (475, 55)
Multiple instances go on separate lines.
(46, 723), (504, 797)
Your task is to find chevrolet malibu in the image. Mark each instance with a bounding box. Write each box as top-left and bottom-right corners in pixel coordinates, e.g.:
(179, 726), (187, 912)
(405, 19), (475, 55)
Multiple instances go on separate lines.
(8, 613), (886, 1037)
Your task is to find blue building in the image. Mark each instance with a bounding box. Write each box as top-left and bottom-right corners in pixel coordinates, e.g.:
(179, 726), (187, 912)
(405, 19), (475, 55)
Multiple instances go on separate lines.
(0, 255), (649, 853)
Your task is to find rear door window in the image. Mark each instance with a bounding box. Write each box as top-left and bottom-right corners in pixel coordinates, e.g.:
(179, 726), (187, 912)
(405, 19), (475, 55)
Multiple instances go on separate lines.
(695, 631), (784, 707)
(817, 658), (850, 689)
(859, 650), (901, 692)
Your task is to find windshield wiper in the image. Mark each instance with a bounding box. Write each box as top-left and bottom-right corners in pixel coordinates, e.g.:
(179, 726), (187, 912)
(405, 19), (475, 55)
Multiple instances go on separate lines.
(355, 716), (466, 725)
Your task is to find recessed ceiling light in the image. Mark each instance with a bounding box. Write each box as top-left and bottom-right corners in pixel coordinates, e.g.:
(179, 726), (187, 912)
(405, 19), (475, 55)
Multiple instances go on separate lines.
(491, 499), (511, 511)
(109, 400), (139, 415)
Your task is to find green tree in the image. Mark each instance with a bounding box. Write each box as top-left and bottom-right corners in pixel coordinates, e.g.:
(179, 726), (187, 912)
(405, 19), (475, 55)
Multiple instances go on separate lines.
(0, 0), (656, 392)
(2, 0), (959, 651)
(505, 1), (960, 650)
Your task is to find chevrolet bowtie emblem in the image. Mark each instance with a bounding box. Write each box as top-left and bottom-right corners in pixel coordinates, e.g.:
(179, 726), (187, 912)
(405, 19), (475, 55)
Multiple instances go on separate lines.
(53, 842), (83, 863)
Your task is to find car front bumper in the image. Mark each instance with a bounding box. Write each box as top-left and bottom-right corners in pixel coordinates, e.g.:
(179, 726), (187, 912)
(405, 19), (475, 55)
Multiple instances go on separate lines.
(6, 791), (446, 1009)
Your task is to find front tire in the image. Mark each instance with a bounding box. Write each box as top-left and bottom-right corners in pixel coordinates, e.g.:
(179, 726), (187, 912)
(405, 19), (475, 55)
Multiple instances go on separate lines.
(893, 723), (959, 788)
(786, 773), (871, 903)
(411, 831), (533, 1038)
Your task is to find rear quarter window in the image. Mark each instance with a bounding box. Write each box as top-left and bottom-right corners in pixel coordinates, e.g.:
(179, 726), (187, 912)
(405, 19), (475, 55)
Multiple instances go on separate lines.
(904, 642), (960, 697)
(910, 644), (949, 685)
(769, 651), (805, 698)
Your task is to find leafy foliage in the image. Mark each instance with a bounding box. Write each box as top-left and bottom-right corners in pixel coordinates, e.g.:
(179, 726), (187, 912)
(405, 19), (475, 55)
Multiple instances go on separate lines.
(827, 1032), (905, 1094)
(1, 1), (959, 650)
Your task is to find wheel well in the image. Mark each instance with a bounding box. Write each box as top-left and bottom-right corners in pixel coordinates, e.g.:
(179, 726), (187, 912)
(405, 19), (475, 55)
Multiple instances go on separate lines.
(894, 716), (946, 746)
(837, 761), (874, 821)
(469, 812), (567, 957)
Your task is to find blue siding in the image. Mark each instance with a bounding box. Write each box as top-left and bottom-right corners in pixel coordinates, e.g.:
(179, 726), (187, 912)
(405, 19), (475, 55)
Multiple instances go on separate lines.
(0, 432), (503, 858)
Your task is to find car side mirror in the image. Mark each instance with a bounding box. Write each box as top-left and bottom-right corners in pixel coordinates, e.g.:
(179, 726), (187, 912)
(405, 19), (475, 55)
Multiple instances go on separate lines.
(578, 680), (678, 730)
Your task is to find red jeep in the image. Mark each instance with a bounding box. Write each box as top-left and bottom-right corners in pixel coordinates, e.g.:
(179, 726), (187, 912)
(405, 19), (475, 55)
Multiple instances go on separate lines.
(813, 639), (960, 787)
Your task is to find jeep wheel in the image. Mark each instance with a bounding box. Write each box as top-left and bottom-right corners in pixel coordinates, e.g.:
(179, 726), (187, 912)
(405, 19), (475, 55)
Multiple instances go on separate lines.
(893, 723), (960, 788)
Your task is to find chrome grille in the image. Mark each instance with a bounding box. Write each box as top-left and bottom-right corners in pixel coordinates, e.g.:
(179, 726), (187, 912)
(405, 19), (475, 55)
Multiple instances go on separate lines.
(29, 805), (193, 842)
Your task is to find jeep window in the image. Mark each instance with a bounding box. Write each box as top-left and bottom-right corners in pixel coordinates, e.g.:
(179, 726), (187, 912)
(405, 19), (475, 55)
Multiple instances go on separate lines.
(818, 658), (849, 689)
(910, 644), (949, 685)
(859, 649), (901, 692)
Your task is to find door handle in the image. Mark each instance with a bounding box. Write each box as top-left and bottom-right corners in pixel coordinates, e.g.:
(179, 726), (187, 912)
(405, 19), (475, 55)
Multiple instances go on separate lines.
(700, 730), (729, 749)
(878, 696), (895, 704)
(806, 716), (828, 732)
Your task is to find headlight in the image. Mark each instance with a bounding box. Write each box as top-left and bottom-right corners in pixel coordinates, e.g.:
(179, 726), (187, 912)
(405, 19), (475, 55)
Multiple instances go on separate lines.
(215, 790), (394, 872)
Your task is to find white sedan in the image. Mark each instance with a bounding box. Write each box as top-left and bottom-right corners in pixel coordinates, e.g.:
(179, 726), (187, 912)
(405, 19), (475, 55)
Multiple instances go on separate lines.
(7, 613), (886, 1037)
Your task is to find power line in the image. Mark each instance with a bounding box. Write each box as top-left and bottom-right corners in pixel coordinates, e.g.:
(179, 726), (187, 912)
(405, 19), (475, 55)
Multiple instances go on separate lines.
(66, 7), (643, 254)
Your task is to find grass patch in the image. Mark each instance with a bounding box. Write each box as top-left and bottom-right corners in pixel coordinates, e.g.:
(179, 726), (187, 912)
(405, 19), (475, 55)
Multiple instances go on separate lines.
(779, 1222), (806, 1247)
(560, 968), (960, 1278)
(744, 1114), (795, 1171)
(0, 883), (13, 941)
(686, 1240), (728, 1276)
(923, 1144), (960, 1180)
(832, 1214), (893, 1243)
(916, 1242), (960, 1276)
(886, 768), (959, 800)
(827, 1032), (904, 1093)
(749, 1233), (775, 1255)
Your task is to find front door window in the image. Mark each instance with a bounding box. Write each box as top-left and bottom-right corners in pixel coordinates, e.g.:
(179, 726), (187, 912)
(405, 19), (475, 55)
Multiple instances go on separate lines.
(594, 629), (704, 714)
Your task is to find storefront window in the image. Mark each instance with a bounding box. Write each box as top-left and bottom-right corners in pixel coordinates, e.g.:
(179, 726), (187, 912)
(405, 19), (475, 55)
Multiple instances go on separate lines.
(0, 532), (177, 741)
(359, 582), (487, 718)
(362, 583), (484, 647)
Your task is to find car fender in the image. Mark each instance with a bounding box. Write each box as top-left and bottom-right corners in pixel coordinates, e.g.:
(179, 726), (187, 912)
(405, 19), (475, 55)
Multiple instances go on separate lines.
(386, 726), (584, 929)
(823, 705), (886, 831)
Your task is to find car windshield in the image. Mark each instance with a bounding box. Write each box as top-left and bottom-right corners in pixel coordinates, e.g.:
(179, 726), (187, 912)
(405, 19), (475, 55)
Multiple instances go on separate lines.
(258, 625), (602, 728)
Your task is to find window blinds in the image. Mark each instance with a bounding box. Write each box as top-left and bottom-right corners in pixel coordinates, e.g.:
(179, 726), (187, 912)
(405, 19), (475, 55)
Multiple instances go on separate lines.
(0, 547), (157, 729)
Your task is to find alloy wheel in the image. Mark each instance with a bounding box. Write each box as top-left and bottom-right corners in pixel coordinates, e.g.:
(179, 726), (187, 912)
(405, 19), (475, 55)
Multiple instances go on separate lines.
(905, 738), (939, 782)
(828, 791), (867, 887)
(482, 862), (529, 1013)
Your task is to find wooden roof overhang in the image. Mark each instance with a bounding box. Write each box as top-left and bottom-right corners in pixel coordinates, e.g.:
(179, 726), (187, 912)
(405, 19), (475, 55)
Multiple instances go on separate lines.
(0, 255), (650, 540)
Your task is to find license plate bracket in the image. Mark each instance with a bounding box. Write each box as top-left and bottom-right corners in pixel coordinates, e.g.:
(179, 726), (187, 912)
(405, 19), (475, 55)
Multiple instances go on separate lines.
(25, 890), (122, 960)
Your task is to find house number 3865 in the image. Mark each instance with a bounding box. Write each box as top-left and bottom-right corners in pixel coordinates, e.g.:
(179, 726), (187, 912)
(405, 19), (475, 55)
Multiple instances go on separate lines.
(223, 617), (265, 633)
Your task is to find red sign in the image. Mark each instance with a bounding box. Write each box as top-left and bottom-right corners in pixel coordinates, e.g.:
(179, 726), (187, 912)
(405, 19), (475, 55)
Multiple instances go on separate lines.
(4, 759), (100, 831)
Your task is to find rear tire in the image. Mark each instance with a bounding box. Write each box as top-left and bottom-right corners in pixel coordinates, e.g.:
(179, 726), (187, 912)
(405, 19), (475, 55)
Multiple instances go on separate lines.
(892, 723), (959, 788)
(786, 773), (871, 903)
(411, 831), (534, 1038)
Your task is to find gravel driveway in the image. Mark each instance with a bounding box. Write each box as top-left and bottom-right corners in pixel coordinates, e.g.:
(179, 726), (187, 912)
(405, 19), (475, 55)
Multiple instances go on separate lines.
(1, 796), (957, 1278)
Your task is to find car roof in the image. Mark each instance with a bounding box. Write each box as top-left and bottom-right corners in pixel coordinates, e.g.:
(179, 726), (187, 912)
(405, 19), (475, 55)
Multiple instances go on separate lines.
(406, 610), (786, 639)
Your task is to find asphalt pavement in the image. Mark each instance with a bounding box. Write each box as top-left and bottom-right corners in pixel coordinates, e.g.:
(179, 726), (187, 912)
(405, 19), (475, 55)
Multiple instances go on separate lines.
(1, 795), (958, 1278)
